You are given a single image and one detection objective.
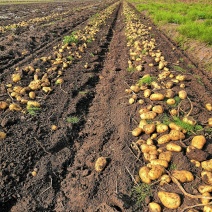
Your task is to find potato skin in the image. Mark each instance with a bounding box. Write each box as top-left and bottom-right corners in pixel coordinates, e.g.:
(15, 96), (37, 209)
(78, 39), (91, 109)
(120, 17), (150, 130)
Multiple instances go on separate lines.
(95, 157), (107, 172)
(158, 191), (181, 209)
(172, 170), (194, 183)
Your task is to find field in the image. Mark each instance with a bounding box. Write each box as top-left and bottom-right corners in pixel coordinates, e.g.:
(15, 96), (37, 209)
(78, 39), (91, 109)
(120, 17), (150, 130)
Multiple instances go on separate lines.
(0, 0), (212, 211)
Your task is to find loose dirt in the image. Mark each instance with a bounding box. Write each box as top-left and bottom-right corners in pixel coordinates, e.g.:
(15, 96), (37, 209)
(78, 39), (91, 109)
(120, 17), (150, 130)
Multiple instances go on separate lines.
(0, 1), (211, 212)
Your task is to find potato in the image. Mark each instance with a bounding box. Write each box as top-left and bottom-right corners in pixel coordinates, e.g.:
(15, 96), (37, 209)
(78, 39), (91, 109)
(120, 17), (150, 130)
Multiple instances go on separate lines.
(148, 165), (164, 180)
(170, 109), (178, 116)
(205, 103), (212, 111)
(165, 81), (174, 89)
(182, 116), (196, 125)
(51, 125), (58, 131)
(201, 171), (212, 185)
(150, 93), (164, 101)
(198, 185), (212, 193)
(0, 101), (8, 110)
(169, 130), (185, 141)
(191, 135), (206, 150)
(9, 103), (22, 111)
(166, 143), (182, 152)
(149, 202), (161, 212)
(141, 144), (157, 153)
(150, 159), (168, 168)
(165, 89), (174, 98)
(176, 74), (186, 81)
(132, 127), (143, 137)
(144, 89), (151, 98)
(138, 120), (147, 129)
(129, 98), (135, 104)
(201, 192), (211, 205)
(28, 80), (41, 90)
(156, 124), (168, 134)
(172, 170), (194, 183)
(178, 90), (187, 100)
(201, 159), (212, 171)
(190, 159), (201, 167)
(42, 87), (52, 93)
(144, 124), (156, 134)
(208, 118), (212, 127)
(140, 111), (157, 120)
(27, 101), (40, 109)
(125, 89), (132, 94)
(166, 98), (176, 105)
(152, 105), (164, 114)
(139, 166), (151, 184)
(159, 151), (172, 162)
(158, 191), (181, 209)
(203, 205), (212, 212)
(157, 134), (171, 145)
(139, 108), (149, 115)
(160, 174), (171, 186)
(130, 85), (140, 93)
(13, 86), (23, 94)
(95, 157), (107, 172)
(144, 153), (157, 161)
(12, 73), (21, 82)
(151, 133), (157, 140)
(138, 99), (144, 104)
(169, 122), (182, 131)
(0, 132), (6, 140)
(29, 91), (36, 99)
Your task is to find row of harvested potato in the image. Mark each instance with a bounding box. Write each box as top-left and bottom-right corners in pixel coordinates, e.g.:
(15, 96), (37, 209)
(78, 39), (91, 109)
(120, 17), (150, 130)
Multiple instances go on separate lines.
(0, 2), (119, 117)
(123, 2), (212, 211)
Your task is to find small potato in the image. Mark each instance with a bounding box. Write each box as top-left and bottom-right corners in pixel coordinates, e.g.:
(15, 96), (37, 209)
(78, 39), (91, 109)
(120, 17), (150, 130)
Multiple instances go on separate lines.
(170, 109), (177, 116)
(172, 170), (194, 183)
(132, 127), (143, 137)
(129, 98), (135, 104)
(149, 202), (161, 212)
(191, 135), (206, 150)
(208, 117), (212, 127)
(201, 171), (212, 185)
(169, 130), (185, 141)
(159, 151), (172, 162)
(152, 105), (164, 114)
(169, 122), (182, 131)
(150, 159), (168, 168)
(139, 166), (151, 184)
(138, 120), (147, 129)
(166, 143), (182, 152)
(141, 144), (157, 153)
(165, 81), (174, 89)
(150, 93), (164, 101)
(198, 185), (212, 193)
(0, 101), (8, 110)
(160, 174), (171, 186)
(130, 85), (140, 93)
(156, 124), (168, 134)
(12, 73), (21, 82)
(9, 103), (22, 111)
(0, 131), (6, 140)
(29, 91), (36, 99)
(178, 90), (187, 99)
(51, 125), (58, 131)
(148, 165), (164, 180)
(144, 124), (156, 134)
(201, 159), (212, 171)
(183, 116), (196, 126)
(203, 205), (212, 212)
(166, 98), (176, 105)
(42, 87), (52, 93)
(158, 191), (181, 209)
(27, 101), (40, 109)
(144, 89), (151, 98)
(201, 192), (210, 205)
(190, 159), (201, 167)
(157, 134), (171, 145)
(95, 157), (107, 172)
(165, 89), (174, 98)
(28, 80), (41, 90)
(205, 103), (212, 111)
(139, 108), (149, 115)
(140, 111), (157, 120)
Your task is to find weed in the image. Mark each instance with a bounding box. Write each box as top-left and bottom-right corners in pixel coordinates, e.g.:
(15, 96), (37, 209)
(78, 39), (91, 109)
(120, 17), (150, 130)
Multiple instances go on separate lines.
(66, 116), (80, 124)
(194, 75), (203, 85)
(67, 56), (74, 61)
(173, 65), (186, 73)
(132, 183), (152, 206)
(138, 75), (156, 85)
(169, 163), (177, 170)
(79, 91), (88, 95)
(27, 106), (41, 116)
(63, 32), (78, 45)
(127, 67), (136, 72)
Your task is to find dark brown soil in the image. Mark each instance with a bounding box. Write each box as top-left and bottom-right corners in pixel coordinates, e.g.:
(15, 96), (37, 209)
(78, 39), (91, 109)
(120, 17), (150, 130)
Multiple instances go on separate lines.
(0, 1), (211, 212)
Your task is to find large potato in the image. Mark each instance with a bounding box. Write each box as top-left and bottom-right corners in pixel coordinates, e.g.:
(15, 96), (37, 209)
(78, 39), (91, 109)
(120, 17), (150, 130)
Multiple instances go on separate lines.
(148, 165), (164, 180)
(150, 93), (164, 101)
(169, 130), (185, 141)
(191, 135), (206, 150)
(172, 170), (194, 183)
(144, 124), (156, 134)
(158, 191), (181, 209)
(139, 166), (151, 184)
(150, 159), (168, 168)
(159, 151), (172, 162)
(156, 124), (168, 134)
(157, 134), (171, 144)
(140, 111), (157, 120)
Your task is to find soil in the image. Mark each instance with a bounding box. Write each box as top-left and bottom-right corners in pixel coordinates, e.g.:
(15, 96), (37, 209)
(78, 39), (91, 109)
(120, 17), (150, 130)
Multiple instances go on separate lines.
(0, 1), (211, 212)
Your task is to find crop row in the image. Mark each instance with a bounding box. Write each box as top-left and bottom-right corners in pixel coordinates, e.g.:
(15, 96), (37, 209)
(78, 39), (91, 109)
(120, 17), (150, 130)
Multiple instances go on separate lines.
(122, 2), (212, 211)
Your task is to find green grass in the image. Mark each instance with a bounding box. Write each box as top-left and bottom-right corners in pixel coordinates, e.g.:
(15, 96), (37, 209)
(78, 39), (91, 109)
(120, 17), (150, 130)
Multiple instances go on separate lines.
(63, 32), (78, 45)
(173, 65), (186, 73)
(66, 116), (80, 124)
(27, 106), (41, 116)
(130, 0), (212, 45)
(138, 75), (156, 85)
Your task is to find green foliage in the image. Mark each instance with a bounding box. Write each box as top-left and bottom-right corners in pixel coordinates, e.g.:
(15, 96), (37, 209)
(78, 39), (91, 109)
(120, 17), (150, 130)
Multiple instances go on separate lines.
(138, 75), (156, 85)
(127, 67), (136, 72)
(132, 183), (152, 206)
(66, 116), (80, 124)
(173, 65), (186, 73)
(169, 163), (177, 170)
(161, 114), (171, 125)
(67, 56), (74, 61)
(27, 106), (41, 116)
(63, 32), (78, 45)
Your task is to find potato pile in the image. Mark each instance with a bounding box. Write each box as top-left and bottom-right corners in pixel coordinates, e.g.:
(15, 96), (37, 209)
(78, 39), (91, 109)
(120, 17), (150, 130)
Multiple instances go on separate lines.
(123, 2), (212, 211)
(0, 2), (119, 114)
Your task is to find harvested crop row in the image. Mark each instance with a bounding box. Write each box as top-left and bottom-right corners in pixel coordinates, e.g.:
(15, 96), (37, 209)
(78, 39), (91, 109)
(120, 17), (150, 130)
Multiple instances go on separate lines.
(123, 2), (212, 211)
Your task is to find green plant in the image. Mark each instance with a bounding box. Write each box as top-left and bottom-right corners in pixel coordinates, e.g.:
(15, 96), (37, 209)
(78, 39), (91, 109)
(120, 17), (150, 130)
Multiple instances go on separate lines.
(27, 106), (41, 116)
(66, 116), (80, 124)
(194, 75), (203, 85)
(132, 183), (152, 206)
(138, 75), (156, 85)
(173, 65), (186, 73)
(169, 163), (177, 170)
(127, 67), (136, 72)
(67, 56), (74, 61)
(63, 32), (78, 45)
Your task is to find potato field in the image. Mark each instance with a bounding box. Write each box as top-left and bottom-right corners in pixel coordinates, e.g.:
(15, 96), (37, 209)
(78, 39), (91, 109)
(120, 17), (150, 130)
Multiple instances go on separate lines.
(0, 0), (212, 211)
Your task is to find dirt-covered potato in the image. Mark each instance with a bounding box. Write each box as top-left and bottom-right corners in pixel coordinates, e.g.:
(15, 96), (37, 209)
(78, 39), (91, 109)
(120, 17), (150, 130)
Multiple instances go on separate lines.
(141, 144), (157, 153)
(160, 174), (171, 186)
(0, 131), (6, 140)
(201, 192), (211, 205)
(132, 127), (143, 137)
(140, 111), (157, 120)
(191, 135), (206, 150)
(149, 202), (161, 212)
(178, 90), (187, 99)
(205, 103), (212, 111)
(166, 143), (182, 152)
(169, 122), (182, 131)
(152, 105), (164, 114)
(144, 123), (156, 134)
(201, 171), (212, 185)
(9, 103), (22, 111)
(138, 120), (147, 129)
(130, 85), (140, 93)
(157, 134), (171, 145)
(166, 98), (176, 105)
(159, 151), (172, 162)
(172, 170), (194, 183)
(208, 117), (212, 127)
(144, 89), (151, 98)
(169, 130), (185, 141)
(158, 191), (181, 209)
(201, 159), (212, 171)
(156, 124), (168, 134)
(139, 166), (151, 184)
(203, 205), (212, 212)
(150, 93), (164, 101)
(0, 101), (8, 110)
(165, 89), (174, 98)
(95, 157), (107, 172)
(148, 165), (164, 180)
(150, 159), (168, 168)
(198, 185), (212, 193)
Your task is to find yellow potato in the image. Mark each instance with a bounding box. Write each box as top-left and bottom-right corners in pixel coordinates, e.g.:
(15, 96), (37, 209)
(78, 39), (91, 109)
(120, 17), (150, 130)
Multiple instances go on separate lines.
(27, 101), (40, 109)
(208, 117), (212, 127)
(172, 170), (194, 183)
(148, 165), (164, 180)
(205, 103), (212, 111)
(201, 192), (211, 205)
(144, 124), (156, 134)
(178, 90), (187, 99)
(150, 159), (168, 168)
(165, 89), (174, 98)
(0, 101), (8, 110)
(149, 202), (161, 212)
(165, 81), (174, 89)
(201, 159), (212, 171)
(157, 134), (171, 144)
(9, 103), (22, 111)
(139, 166), (151, 184)
(160, 174), (171, 186)
(29, 91), (36, 99)
(166, 98), (176, 105)
(203, 205), (212, 212)
(138, 120), (147, 129)
(144, 89), (151, 98)
(201, 171), (212, 185)
(12, 73), (21, 82)
(198, 185), (212, 193)
(169, 122), (182, 131)
(129, 98), (135, 104)
(130, 85), (140, 93)
(166, 143), (182, 152)
(152, 105), (164, 114)
(42, 87), (52, 93)
(182, 116), (196, 125)
(0, 132), (6, 139)
(190, 159), (201, 167)
(132, 127), (143, 137)
(176, 74), (186, 81)
(141, 144), (157, 153)
(158, 191), (181, 209)
(28, 80), (41, 90)
(170, 109), (177, 116)
(150, 93), (164, 101)
(159, 151), (172, 162)
(156, 124), (168, 134)
(140, 111), (157, 120)
(95, 157), (107, 172)
(169, 130), (185, 141)
(191, 135), (206, 150)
